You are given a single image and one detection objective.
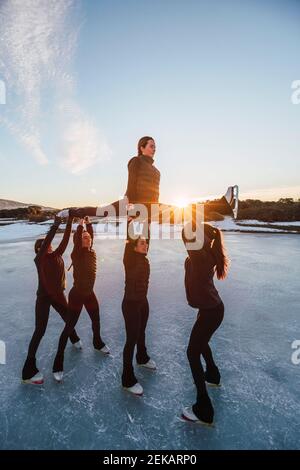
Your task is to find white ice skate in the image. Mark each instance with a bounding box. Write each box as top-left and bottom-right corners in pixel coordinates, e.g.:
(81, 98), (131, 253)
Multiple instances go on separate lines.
(123, 382), (144, 396)
(73, 340), (83, 350)
(22, 372), (44, 385)
(138, 359), (157, 370)
(57, 209), (69, 218)
(53, 371), (64, 382)
(181, 406), (214, 427)
(225, 185), (239, 219)
(232, 185), (239, 219)
(95, 345), (110, 355)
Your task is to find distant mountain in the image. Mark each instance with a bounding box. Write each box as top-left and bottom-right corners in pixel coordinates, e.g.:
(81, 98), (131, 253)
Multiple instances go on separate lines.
(0, 198), (56, 211)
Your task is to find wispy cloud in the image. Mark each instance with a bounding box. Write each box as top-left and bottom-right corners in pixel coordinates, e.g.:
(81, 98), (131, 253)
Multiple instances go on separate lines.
(0, 0), (110, 171)
(62, 112), (111, 174)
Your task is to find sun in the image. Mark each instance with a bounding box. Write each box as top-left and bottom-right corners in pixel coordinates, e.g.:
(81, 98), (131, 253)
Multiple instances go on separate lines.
(173, 198), (189, 208)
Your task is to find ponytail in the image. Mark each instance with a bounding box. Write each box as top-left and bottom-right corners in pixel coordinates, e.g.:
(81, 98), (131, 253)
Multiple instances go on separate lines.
(210, 227), (229, 280)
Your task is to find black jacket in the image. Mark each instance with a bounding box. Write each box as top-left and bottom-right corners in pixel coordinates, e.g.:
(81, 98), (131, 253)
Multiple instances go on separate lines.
(71, 223), (97, 296)
(125, 155), (161, 204)
(35, 218), (72, 298)
(123, 243), (150, 302)
(184, 240), (222, 309)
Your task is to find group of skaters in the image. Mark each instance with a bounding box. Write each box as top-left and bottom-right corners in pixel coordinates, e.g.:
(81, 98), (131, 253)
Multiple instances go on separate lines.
(22, 136), (238, 426)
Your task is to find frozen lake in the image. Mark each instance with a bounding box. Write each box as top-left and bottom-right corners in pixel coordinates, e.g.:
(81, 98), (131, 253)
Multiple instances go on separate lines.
(0, 232), (299, 449)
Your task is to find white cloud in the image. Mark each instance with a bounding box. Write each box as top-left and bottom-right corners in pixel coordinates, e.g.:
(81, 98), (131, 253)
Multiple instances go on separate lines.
(62, 116), (111, 174)
(0, 0), (110, 171)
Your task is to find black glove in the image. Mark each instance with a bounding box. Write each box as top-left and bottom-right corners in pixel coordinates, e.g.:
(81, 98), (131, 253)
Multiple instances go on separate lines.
(68, 207), (83, 218)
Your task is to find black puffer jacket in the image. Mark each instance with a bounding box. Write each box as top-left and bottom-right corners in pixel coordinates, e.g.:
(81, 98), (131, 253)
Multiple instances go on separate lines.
(71, 224), (97, 296)
(125, 155), (160, 204)
(184, 238), (222, 309)
(35, 218), (73, 298)
(123, 243), (150, 301)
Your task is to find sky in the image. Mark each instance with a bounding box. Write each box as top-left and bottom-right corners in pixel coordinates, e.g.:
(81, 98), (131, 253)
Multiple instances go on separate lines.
(0, 0), (300, 209)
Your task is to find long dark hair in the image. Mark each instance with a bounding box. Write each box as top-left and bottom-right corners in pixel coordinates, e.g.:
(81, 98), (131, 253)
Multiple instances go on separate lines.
(204, 223), (229, 280)
(137, 136), (154, 156)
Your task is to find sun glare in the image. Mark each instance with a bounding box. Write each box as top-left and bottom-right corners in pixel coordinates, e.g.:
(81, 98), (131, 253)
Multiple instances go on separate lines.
(174, 198), (189, 208)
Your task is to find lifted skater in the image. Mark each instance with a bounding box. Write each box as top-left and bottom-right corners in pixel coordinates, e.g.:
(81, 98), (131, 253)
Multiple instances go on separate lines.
(57, 137), (239, 234)
(181, 222), (229, 425)
(52, 217), (109, 382)
(122, 233), (156, 396)
(22, 216), (81, 385)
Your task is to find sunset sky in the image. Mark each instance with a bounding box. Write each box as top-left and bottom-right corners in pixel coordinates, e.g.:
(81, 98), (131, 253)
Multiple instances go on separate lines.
(0, 0), (299, 208)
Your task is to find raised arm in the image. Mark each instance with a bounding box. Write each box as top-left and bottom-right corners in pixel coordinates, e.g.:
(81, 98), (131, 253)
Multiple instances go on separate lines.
(73, 219), (84, 253)
(182, 226), (211, 263)
(85, 216), (94, 244)
(53, 216), (73, 256)
(35, 216), (61, 261)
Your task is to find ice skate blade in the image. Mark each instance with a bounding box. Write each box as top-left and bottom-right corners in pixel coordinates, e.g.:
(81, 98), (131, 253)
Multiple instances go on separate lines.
(138, 365), (157, 370)
(181, 414), (214, 427)
(122, 386), (144, 397)
(137, 360), (157, 371)
(53, 371), (64, 383)
(95, 345), (110, 355)
(206, 381), (222, 388)
(22, 378), (44, 385)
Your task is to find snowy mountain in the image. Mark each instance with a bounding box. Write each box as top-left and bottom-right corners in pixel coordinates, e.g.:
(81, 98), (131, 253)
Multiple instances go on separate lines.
(0, 198), (55, 211)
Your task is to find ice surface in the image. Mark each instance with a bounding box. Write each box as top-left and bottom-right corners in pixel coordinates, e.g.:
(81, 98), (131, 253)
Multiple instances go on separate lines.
(0, 222), (47, 242)
(1, 217), (299, 245)
(0, 230), (299, 450)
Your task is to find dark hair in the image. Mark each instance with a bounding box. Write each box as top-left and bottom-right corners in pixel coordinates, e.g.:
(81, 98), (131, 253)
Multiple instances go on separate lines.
(34, 238), (45, 254)
(203, 223), (229, 280)
(73, 229), (92, 247)
(182, 223), (229, 280)
(133, 236), (149, 247)
(125, 236), (149, 256)
(137, 136), (154, 156)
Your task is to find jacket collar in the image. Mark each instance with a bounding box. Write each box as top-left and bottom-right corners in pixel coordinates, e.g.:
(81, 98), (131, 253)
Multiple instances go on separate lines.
(140, 154), (154, 165)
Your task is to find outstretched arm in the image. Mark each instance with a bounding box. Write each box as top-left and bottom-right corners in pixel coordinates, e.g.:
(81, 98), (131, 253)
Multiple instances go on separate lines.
(53, 216), (73, 256)
(73, 219), (84, 253)
(35, 216), (61, 261)
(85, 216), (94, 243)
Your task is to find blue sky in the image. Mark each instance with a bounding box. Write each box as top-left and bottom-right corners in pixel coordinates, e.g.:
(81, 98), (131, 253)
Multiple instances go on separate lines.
(0, 0), (299, 208)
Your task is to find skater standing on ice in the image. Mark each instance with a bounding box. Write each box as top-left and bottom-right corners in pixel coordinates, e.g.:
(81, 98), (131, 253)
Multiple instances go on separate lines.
(52, 216), (109, 382)
(22, 216), (81, 385)
(181, 222), (228, 425)
(122, 234), (156, 396)
(57, 137), (239, 232)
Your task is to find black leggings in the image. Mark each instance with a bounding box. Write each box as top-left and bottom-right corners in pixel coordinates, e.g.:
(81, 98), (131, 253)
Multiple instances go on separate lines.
(22, 293), (80, 379)
(53, 287), (105, 372)
(187, 301), (224, 403)
(122, 298), (150, 387)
